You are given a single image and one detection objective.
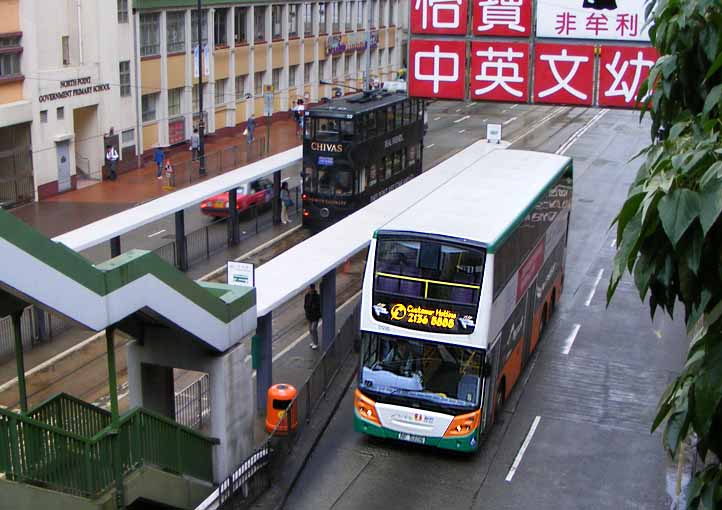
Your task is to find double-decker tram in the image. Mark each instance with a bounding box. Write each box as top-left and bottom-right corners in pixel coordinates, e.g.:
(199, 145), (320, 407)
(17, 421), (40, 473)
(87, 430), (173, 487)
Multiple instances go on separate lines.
(301, 91), (425, 230)
(354, 150), (573, 452)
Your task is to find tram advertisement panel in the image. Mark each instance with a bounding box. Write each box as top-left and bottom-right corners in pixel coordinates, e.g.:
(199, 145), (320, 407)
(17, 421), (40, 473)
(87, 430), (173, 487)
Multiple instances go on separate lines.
(372, 298), (477, 335)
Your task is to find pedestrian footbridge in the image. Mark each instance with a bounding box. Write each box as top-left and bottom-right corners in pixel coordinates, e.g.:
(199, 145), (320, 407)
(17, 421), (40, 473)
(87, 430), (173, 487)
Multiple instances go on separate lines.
(0, 208), (257, 509)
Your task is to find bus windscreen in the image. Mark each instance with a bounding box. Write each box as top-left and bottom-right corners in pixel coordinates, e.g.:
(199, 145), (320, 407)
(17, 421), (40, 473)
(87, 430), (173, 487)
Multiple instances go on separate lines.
(360, 334), (484, 411)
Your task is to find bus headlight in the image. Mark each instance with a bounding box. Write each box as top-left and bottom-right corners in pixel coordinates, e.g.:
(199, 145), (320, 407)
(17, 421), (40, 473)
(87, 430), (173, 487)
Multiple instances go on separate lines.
(443, 410), (480, 438)
(354, 389), (380, 426)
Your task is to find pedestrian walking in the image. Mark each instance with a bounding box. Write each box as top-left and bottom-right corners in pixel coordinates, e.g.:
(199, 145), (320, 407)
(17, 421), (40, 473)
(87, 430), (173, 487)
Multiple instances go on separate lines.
(246, 115), (256, 145)
(293, 99), (305, 136)
(190, 129), (200, 161)
(154, 146), (165, 179)
(280, 181), (292, 224)
(105, 144), (119, 181)
(164, 158), (175, 189)
(304, 284), (321, 350)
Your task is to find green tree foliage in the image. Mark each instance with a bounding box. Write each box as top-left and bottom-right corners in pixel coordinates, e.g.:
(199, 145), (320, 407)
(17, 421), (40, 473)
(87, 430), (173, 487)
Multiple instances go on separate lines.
(608, 1), (722, 508)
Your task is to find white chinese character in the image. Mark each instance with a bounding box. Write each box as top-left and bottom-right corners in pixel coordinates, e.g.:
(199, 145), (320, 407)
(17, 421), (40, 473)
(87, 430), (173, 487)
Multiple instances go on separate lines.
(474, 46), (525, 98)
(604, 50), (654, 103)
(477, 0), (524, 33)
(538, 49), (590, 100)
(414, 44), (460, 94)
(414, 0), (463, 30)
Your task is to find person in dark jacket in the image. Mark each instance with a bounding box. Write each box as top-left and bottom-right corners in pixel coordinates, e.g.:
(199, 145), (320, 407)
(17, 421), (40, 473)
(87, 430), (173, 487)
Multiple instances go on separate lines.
(304, 283), (322, 350)
(153, 146), (165, 179)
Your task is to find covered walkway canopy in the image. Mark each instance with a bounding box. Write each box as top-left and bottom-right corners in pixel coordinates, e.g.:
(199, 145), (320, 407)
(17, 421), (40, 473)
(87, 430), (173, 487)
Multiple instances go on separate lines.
(53, 146), (302, 252)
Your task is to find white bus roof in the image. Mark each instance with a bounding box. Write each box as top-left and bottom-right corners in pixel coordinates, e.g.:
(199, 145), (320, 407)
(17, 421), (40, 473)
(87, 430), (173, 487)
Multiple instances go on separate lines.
(379, 150), (571, 252)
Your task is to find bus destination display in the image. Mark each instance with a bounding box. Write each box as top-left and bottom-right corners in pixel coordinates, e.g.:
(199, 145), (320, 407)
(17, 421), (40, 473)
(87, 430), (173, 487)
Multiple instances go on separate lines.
(372, 300), (476, 334)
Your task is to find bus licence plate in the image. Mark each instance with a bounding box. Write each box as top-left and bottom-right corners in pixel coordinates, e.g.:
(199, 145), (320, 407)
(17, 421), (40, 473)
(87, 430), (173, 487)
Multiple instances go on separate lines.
(398, 433), (426, 444)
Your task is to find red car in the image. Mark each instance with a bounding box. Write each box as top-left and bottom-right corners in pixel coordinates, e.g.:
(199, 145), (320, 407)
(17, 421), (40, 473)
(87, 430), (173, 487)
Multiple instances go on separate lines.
(200, 178), (274, 218)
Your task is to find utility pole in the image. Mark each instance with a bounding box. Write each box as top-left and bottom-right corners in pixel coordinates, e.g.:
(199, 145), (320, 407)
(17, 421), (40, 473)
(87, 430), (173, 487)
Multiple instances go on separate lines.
(363, 0), (373, 91)
(197, 0), (206, 176)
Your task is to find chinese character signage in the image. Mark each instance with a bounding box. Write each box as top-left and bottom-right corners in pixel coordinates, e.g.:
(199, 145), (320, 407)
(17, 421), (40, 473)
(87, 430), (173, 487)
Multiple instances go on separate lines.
(407, 0), (657, 108)
(536, 0), (651, 41)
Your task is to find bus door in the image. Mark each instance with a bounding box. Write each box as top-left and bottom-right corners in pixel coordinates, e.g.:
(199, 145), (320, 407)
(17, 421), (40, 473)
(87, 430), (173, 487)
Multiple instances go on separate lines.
(521, 284), (536, 364)
(482, 338), (501, 432)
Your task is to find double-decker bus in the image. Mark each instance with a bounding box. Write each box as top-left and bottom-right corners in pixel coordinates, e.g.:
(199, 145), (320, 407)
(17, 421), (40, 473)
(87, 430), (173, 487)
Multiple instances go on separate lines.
(354, 149), (573, 452)
(302, 91), (425, 230)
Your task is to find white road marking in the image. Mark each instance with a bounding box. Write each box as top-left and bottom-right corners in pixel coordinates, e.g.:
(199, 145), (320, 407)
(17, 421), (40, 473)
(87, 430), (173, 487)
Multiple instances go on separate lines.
(426, 143), (435, 149)
(454, 115), (470, 124)
(482, 118), (488, 122)
(556, 109), (609, 155)
(510, 104), (519, 109)
(458, 129), (466, 134)
(610, 239), (616, 248)
(147, 229), (166, 238)
(585, 269), (604, 307)
(433, 116), (441, 121)
(503, 117), (518, 126)
(455, 108), (462, 113)
(501, 110), (507, 114)
(562, 324), (582, 355)
(465, 103), (473, 108)
(510, 107), (566, 145)
(505, 416), (541, 482)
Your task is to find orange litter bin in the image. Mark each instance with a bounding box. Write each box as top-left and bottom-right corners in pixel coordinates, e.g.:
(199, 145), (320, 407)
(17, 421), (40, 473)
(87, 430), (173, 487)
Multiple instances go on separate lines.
(265, 384), (298, 434)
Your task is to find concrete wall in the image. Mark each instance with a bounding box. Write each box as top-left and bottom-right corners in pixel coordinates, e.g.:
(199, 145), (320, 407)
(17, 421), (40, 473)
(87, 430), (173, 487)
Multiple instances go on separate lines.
(127, 329), (254, 483)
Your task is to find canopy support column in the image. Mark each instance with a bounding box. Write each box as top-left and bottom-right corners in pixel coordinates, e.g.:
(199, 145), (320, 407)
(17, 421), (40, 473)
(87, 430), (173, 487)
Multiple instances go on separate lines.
(256, 312), (273, 412)
(272, 171), (281, 224)
(11, 312), (27, 414)
(175, 210), (188, 271)
(229, 187), (240, 246)
(110, 236), (121, 258)
(106, 326), (125, 509)
(321, 269), (336, 349)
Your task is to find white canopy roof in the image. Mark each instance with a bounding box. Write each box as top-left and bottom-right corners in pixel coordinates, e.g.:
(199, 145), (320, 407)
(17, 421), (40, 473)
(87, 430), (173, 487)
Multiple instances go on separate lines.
(254, 141), (508, 316)
(54, 146), (302, 251)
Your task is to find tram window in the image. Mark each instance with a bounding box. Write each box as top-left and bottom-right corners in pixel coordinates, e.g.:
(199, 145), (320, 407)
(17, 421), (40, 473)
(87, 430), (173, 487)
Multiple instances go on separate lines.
(340, 120), (354, 141)
(304, 118), (313, 139)
(401, 149), (406, 170)
(358, 167), (366, 193)
(317, 118), (340, 142)
(392, 152), (401, 174)
(336, 171), (353, 196)
(302, 165), (314, 189)
(395, 104), (404, 129)
(382, 156), (392, 180)
(404, 100), (413, 124)
(368, 163), (378, 187)
(386, 106), (396, 131)
(376, 110), (386, 135)
(364, 113), (376, 139)
(318, 169), (333, 194)
(408, 145), (417, 165)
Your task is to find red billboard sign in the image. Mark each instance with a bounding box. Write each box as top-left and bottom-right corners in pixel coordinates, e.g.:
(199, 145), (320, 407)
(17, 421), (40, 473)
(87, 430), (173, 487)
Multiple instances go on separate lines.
(470, 42), (530, 102)
(409, 39), (466, 100)
(411, 0), (469, 35)
(598, 45), (657, 108)
(473, 0), (533, 37)
(533, 43), (595, 106)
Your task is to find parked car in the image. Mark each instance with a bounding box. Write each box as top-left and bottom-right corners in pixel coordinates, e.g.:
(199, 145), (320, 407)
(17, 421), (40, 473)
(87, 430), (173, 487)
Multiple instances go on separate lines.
(200, 178), (273, 218)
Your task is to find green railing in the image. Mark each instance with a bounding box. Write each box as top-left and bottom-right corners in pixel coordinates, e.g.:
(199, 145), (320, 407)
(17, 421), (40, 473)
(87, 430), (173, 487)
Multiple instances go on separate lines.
(28, 393), (111, 438)
(0, 401), (219, 499)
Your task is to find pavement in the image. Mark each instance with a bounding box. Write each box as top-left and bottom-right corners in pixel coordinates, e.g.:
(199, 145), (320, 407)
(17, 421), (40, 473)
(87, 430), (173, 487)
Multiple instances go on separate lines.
(11, 118), (300, 238)
(282, 107), (689, 510)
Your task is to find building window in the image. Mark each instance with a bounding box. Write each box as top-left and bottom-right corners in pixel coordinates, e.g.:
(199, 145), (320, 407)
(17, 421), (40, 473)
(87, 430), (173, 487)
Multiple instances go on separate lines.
(191, 10), (208, 46)
(379, 0), (386, 26)
(167, 11), (185, 53)
(344, 54), (351, 76)
(272, 68), (281, 91)
(119, 61), (131, 97)
(319, 3), (327, 33)
(304, 62), (312, 83)
(371, 0), (377, 26)
(332, 56), (340, 78)
(142, 94), (158, 122)
(122, 129), (135, 146)
(318, 60), (324, 82)
(168, 87), (183, 116)
(235, 7), (248, 44)
(272, 6), (283, 39)
(357, 1), (365, 28)
(61, 36), (70, 66)
(389, 0), (395, 25)
(254, 6), (267, 42)
(215, 79), (228, 105)
(140, 13), (160, 56)
(235, 75), (247, 100)
(0, 52), (21, 78)
(215, 8), (228, 47)
(117, 0), (129, 23)
(192, 84), (206, 111)
(40, 110), (48, 123)
(56, 107), (64, 120)
(331, 2), (340, 32)
(345, 2), (353, 31)
(288, 4), (299, 37)
(289, 64), (298, 87)
(254, 71), (264, 96)
(303, 4), (313, 36)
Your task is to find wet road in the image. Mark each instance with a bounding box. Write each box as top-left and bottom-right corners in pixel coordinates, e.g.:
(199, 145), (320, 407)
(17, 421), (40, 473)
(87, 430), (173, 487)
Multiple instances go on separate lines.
(283, 107), (688, 510)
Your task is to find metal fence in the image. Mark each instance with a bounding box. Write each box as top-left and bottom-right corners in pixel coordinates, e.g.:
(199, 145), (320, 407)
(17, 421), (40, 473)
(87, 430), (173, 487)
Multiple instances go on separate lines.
(0, 175), (34, 207)
(0, 307), (76, 364)
(175, 374), (210, 431)
(151, 186), (302, 272)
(215, 306), (360, 510)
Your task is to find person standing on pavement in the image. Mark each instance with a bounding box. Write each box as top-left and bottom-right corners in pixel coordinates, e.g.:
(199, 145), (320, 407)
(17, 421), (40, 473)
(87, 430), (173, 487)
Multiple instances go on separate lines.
(190, 129), (200, 161)
(153, 146), (165, 179)
(246, 115), (256, 145)
(304, 283), (322, 350)
(280, 181), (291, 224)
(105, 145), (119, 181)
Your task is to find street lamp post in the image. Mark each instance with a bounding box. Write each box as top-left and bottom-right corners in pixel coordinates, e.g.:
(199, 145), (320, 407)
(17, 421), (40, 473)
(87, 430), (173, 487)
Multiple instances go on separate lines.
(197, 0), (206, 176)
